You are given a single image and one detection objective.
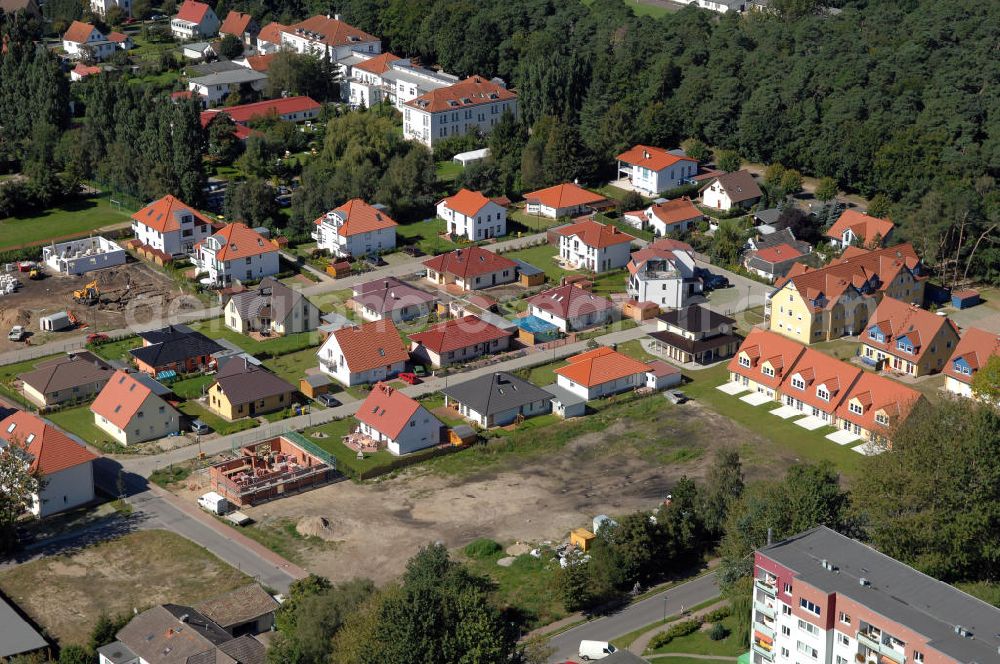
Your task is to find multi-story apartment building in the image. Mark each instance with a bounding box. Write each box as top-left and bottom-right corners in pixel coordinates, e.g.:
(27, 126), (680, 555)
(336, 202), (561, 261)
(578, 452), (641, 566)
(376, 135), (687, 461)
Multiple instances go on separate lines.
(131, 195), (214, 258)
(193, 223), (279, 287)
(554, 219), (635, 273)
(403, 75), (517, 147)
(626, 238), (701, 308)
(752, 526), (1000, 664)
(279, 14), (380, 62)
(767, 244), (926, 345)
(313, 198), (398, 258)
(860, 297), (960, 376)
(345, 52), (459, 110)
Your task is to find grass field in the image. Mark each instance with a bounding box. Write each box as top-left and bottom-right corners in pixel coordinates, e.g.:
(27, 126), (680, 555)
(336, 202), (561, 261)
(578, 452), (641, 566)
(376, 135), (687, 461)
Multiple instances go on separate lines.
(0, 529), (250, 645)
(171, 374), (214, 399)
(0, 197), (132, 251)
(464, 549), (566, 629)
(0, 354), (61, 408)
(436, 160), (465, 182)
(47, 404), (122, 452)
(178, 400), (258, 436)
(264, 346), (320, 384)
(230, 516), (334, 568)
(503, 243), (566, 284)
(187, 320), (317, 356)
(508, 209), (564, 234)
(650, 613), (745, 657)
(88, 336), (141, 363)
(395, 218), (457, 255)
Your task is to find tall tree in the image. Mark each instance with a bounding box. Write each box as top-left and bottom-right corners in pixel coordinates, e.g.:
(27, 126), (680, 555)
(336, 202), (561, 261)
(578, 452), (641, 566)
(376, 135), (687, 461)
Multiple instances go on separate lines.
(0, 438), (43, 554)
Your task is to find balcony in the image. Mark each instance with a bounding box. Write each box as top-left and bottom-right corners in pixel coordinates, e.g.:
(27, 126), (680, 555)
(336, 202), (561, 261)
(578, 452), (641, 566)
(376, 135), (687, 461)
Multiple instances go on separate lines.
(857, 632), (880, 653)
(754, 620), (776, 640)
(752, 642), (775, 661)
(857, 632), (906, 664)
(755, 578), (777, 596)
(753, 598), (775, 619)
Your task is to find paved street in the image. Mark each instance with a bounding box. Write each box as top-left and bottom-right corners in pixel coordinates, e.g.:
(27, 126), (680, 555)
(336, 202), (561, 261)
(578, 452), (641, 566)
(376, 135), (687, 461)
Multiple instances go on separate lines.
(546, 572), (721, 662)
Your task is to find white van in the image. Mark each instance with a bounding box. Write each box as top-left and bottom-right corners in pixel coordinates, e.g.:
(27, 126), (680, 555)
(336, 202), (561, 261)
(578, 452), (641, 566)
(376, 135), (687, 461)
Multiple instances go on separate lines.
(579, 640), (617, 660)
(197, 491), (229, 515)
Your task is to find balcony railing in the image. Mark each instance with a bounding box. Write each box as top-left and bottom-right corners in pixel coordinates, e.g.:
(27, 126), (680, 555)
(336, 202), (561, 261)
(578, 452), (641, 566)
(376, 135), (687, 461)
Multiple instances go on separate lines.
(752, 642), (774, 661)
(857, 632), (906, 664)
(753, 598), (775, 619)
(755, 578), (777, 596)
(754, 620), (776, 640)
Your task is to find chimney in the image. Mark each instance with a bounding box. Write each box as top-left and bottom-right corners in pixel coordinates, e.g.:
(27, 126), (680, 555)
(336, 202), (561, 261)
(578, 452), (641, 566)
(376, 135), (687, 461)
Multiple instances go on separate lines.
(766, 527), (773, 546)
(334, 13), (341, 20)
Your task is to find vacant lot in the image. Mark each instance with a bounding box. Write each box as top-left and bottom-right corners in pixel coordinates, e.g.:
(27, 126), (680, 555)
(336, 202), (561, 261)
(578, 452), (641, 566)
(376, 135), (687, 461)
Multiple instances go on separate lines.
(0, 196), (131, 251)
(0, 530), (249, 645)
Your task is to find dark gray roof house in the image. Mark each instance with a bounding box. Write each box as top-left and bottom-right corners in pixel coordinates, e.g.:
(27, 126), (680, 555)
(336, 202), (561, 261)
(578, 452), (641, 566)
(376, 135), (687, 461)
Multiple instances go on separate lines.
(700, 169), (762, 205)
(225, 277), (320, 335)
(441, 372), (553, 427)
(195, 584), (279, 636)
(18, 350), (114, 406)
(649, 304), (741, 365)
(131, 324), (224, 373)
(0, 596), (48, 660)
(351, 276), (437, 321)
(210, 357), (295, 415)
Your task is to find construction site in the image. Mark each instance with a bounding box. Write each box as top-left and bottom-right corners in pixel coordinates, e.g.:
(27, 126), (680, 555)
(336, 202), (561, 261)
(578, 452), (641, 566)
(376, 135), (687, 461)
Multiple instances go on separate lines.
(0, 260), (202, 351)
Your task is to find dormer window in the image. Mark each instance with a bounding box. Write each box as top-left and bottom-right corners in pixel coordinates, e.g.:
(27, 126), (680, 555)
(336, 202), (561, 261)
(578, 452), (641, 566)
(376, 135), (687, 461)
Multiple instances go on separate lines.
(762, 366), (774, 377)
(817, 387), (830, 401)
(739, 356), (751, 368)
(868, 329), (883, 342)
(849, 402), (863, 415)
(896, 339), (913, 354)
(791, 376), (805, 390)
(875, 412), (889, 426)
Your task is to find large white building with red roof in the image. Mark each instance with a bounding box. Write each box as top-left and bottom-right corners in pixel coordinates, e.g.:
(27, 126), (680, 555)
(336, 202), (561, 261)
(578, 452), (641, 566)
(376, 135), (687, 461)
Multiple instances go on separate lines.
(345, 52), (459, 110)
(527, 283), (614, 332)
(524, 183), (606, 219)
(194, 222), (279, 287)
(436, 189), (507, 241)
(616, 145), (698, 195)
(409, 315), (512, 368)
(354, 383), (441, 455)
(280, 14), (380, 61)
(944, 327), (1000, 400)
(555, 346), (656, 400)
(200, 96), (321, 129)
(313, 199), (398, 258)
(62, 21), (116, 60)
(256, 21), (287, 53)
(219, 10), (257, 45)
(825, 209), (895, 250)
(553, 218), (635, 273)
(423, 246), (517, 291)
(403, 75), (517, 147)
(131, 194), (215, 257)
(89, 0), (131, 19)
(0, 411), (97, 517)
(170, 0), (220, 40)
(91, 370), (180, 445)
(624, 197), (704, 237)
(626, 238), (700, 308)
(317, 320), (409, 386)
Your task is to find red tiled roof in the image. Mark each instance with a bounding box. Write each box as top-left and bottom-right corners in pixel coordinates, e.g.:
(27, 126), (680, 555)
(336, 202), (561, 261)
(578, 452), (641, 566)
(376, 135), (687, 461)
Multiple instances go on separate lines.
(131, 195), (213, 233)
(90, 370), (155, 430)
(171, 90), (194, 100)
(330, 320), (409, 373)
(314, 199), (398, 237)
(526, 284), (613, 320)
(753, 243), (804, 264)
(409, 315), (512, 354)
(826, 209), (894, 246)
(72, 63), (101, 77)
(439, 188), (497, 218)
(285, 15), (377, 48)
(175, 0), (211, 24)
(646, 197), (703, 227)
(728, 328), (807, 390)
(524, 183), (605, 210)
(555, 347), (650, 388)
(198, 223), (275, 261)
(241, 53), (275, 71)
(552, 219), (634, 248)
(201, 96), (320, 126)
(404, 75), (516, 113)
(354, 51), (402, 74)
(863, 297), (960, 363)
(778, 347), (862, 414)
(354, 383), (423, 440)
(63, 20), (98, 44)
(616, 145), (696, 171)
(220, 10), (253, 35)
(835, 372), (921, 434)
(257, 21), (286, 45)
(943, 327), (1000, 385)
(107, 31), (129, 43)
(0, 411), (97, 475)
(422, 246), (516, 279)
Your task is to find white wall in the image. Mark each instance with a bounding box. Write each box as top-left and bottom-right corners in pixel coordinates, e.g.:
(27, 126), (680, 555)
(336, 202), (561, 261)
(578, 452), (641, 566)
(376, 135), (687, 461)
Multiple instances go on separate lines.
(44, 237), (126, 275)
(314, 221), (396, 258)
(559, 236), (631, 273)
(357, 404), (438, 455)
(132, 215), (212, 256)
(556, 372), (642, 401)
(318, 334), (406, 386)
(197, 248), (279, 286)
(403, 98), (517, 148)
(35, 461), (94, 518)
(94, 393), (179, 445)
(436, 200), (507, 241)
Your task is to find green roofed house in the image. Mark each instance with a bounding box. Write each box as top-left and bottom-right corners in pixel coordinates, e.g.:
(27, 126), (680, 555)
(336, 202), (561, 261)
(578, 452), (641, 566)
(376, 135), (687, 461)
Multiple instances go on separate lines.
(441, 371), (552, 428)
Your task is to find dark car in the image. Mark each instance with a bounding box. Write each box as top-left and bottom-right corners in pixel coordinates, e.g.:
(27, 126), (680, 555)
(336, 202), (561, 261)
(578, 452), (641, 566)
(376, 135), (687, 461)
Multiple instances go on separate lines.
(665, 390), (689, 405)
(401, 245), (424, 257)
(190, 419), (211, 435)
(316, 393), (341, 407)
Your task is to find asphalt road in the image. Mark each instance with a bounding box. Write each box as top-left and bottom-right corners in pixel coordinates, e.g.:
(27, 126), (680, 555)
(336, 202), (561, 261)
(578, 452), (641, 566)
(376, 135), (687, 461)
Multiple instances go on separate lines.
(546, 572), (721, 662)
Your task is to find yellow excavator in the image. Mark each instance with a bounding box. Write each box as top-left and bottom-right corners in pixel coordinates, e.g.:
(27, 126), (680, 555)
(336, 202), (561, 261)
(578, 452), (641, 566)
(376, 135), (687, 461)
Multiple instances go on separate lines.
(73, 280), (100, 305)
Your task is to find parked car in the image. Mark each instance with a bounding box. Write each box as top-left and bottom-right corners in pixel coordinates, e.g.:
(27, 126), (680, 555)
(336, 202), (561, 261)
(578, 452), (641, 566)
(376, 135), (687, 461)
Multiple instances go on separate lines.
(364, 254), (386, 268)
(665, 390), (688, 405)
(197, 491), (228, 515)
(7, 326), (26, 342)
(86, 333), (109, 344)
(316, 393), (340, 407)
(578, 640), (617, 661)
(398, 372), (421, 385)
(190, 419), (211, 435)
(704, 274), (731, 289)
(401, 245), (424, 257)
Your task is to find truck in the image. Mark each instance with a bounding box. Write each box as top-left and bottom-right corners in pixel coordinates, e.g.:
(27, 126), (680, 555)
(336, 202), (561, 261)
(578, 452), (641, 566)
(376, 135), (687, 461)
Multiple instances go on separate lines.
(197, 491), (229, 515)
(8, 326), (26, 342)
(225, 511), (253, 526)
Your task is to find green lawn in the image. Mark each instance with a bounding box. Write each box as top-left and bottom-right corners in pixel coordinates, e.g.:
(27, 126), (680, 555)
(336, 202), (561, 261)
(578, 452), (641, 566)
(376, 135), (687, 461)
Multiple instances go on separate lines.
(682, 363), (862, 479)
(264, 347), (319, 384)
(418, 394), (468, 427)
(171, 374), (214, 399)
(187, 320), (317, 357)
(47, 404), (121, 452)
(436, 160), (465, 182)
(650, 613), (745, 657)
(508, 208), (564, 234)
(177, 401), (258, 436)
(464, 549), (566, 629)
(616, 339), (658, 362)
(395, 218), (458, 255)
(630, 0), (677, 18)
(516, 359), (564, 387)
(0, 197), (132, 251)
(88, 336), (141, 363)
(502, 243), (566, 284)
(590, 268), (630, 297)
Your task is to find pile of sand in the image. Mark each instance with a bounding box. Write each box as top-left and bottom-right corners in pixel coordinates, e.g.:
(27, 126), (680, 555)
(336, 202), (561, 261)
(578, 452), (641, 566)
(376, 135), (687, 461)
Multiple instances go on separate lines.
(296, 516), (338, 542)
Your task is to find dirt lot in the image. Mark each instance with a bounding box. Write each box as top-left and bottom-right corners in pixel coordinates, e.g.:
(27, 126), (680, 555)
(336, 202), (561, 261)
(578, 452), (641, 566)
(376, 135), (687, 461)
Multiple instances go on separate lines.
(177, 398), (779, 586)
(0, 261), (201, 352)
(0, 530), (250, 645)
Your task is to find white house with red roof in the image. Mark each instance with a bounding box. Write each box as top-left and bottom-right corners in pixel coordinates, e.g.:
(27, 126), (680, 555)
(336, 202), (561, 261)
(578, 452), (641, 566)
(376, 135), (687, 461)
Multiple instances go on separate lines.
(834, 372), (922, 444)
(219, 10), (258, 46)
(553, 219), (635, 273)
(313, 199), (397, 258)
(524, 183), (606, 219)
(0, 411), (97, 518)
(62, 21), (116, 60)
(200, 96), (321, 128)
(131, 194), (214, 257)
(354, 383), (441, 455)
(89, 0), (131, 19)
(423, 246), (517, 291)
(193, 222), (279, 287)
(527, 284), (614, 332)
(555, 347), (655, 400)
(616, 145), (698, 195)
(409, 315), (512, 368)
(256, 21), (287, 53)
(346, 52), (458, 110)
(624, 197), (704, 237)
(825, 209), (895, 250)
(346, 51), (404, 107)
(280, 14), (380, 62)
(403, 75), (517, 147)
(171, 0), (220, 40)
(436, 189), (507, 241)
(626, 238), (700, 308)
(91, 370), (180, 445)
(944, 327), (1000, 400)
(317, 320), (409, 386)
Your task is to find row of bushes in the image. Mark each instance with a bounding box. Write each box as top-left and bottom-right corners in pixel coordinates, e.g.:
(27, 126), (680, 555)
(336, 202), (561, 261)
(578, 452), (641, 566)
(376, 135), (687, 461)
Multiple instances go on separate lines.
(648, 604), (733, 649)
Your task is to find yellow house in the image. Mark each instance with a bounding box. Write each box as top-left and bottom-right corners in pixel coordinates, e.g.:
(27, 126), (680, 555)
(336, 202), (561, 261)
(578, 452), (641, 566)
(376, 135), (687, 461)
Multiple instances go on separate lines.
(207, 357), (296, 420)
(860, 297), (961, 376)
(768, 243), (925, 344)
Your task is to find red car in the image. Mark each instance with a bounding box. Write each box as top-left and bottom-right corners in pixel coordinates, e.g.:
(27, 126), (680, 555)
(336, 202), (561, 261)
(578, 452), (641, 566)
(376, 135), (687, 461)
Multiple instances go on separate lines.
(398, 372), (421, 385)
(86, 333), (109, 344)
